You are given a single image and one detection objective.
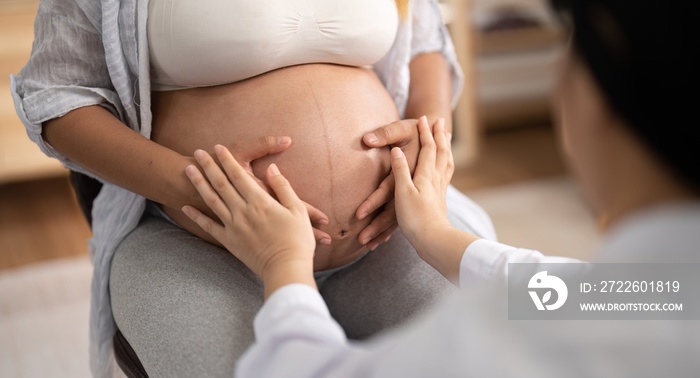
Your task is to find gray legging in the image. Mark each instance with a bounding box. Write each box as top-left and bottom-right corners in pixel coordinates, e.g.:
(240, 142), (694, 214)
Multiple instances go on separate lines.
(109, 186), (494, 377)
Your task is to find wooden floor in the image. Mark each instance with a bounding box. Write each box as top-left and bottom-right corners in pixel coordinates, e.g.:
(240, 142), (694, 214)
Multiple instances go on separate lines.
(0, 124), (567, 271)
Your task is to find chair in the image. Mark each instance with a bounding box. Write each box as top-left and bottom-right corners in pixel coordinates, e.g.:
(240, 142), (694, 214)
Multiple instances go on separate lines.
(69, 171), (149, 378)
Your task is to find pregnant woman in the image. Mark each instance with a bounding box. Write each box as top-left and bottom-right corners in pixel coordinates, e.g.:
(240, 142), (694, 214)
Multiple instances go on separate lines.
(11, 0), (494, 376)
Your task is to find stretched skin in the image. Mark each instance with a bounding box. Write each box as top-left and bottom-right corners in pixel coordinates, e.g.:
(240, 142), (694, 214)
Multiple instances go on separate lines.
(152, 64), (399, 271)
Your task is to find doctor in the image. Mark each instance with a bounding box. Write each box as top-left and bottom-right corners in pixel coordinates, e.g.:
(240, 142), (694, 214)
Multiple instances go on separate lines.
(181, 0), (700, 376)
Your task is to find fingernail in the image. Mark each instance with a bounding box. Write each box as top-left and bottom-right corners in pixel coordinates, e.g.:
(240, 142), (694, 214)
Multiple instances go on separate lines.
(420, 115), (428, 125)
(447, 133), (453, 142)
(358, 211), (368, 220)
(368, 242), (379, 251)
(365, 133), (379, 145)
(269, 164), (281, 176)
(361, 236), (372, 245)
(384, 234), (392, 243)
(193, 149), (206, 161)
(213, 146), (226, 158)
(185, 165), (197, 177)
(320, 238), (331, 245)
(278, 136), (291, 145)
(391, 147), (404, 159)
(319, 218), (329, 225)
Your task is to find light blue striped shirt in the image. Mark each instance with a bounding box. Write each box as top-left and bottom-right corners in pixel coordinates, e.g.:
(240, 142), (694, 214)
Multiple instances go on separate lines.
(10, 0), (463, 376)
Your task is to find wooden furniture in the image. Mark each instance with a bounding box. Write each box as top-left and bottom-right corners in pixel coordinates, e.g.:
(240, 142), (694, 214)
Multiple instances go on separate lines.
(0, 0), (66, 184)
(443, 0), (565, 165)
(443, 0), (480, 167)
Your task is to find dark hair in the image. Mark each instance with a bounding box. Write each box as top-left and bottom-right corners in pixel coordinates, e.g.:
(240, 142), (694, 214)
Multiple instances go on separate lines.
(551, 0), (699, 191)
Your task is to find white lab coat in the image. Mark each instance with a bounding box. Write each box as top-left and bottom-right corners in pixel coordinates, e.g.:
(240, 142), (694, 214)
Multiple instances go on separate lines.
(238, 202), (700, 377)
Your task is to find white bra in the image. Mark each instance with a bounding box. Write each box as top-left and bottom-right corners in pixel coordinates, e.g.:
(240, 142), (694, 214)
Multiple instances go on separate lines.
(148, 0), (399, 91)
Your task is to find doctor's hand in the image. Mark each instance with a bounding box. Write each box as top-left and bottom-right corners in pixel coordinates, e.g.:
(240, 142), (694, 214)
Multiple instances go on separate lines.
(223, 137), (332, 245)
(356, 118), (423, 250)
(391, 118), (479, 280)
(182, 145), (317, 298)
(175, 136), (331, 246)
(391, 116), (452, 240)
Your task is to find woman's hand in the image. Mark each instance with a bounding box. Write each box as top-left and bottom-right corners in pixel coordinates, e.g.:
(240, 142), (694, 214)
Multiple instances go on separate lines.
(391, 117), (478, 280)
(355, 118), (423, 250)
(182, 145), (317, 298)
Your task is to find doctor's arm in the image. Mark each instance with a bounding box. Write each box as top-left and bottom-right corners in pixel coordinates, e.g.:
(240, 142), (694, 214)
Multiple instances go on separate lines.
(371, 117), (582, 284)
(382, 117), (581, 285)
(180, 118), (581, 377)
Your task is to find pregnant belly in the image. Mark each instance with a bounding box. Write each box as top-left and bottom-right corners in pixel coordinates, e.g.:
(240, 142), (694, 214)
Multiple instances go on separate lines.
(151, 64), (399, 271)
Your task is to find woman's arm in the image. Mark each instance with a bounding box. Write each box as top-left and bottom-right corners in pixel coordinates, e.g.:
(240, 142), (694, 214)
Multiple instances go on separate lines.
(405, 52), (454, 131)
(12, 0), (330, 244)
(43, 106), (303, 244)
(44, 106), (199, 212)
